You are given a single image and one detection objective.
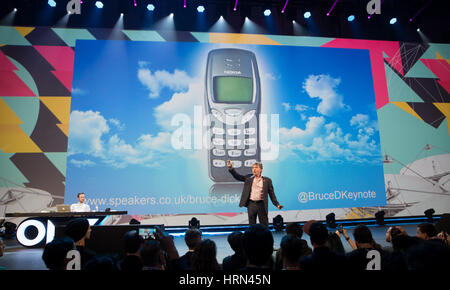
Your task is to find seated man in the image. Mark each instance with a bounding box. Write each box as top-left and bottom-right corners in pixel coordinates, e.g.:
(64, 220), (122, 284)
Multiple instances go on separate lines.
(70, 192), (91, 212)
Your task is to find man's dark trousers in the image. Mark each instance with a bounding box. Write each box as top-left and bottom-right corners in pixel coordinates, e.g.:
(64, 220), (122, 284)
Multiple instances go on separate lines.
(248, 200), (269, 226)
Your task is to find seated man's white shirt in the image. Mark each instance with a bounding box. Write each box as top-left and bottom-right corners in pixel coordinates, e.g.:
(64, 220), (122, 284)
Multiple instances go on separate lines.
(70, 203), (91, 212)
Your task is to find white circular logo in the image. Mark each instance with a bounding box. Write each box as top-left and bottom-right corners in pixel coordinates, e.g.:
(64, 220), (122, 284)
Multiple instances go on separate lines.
(298, 192), (308, 203)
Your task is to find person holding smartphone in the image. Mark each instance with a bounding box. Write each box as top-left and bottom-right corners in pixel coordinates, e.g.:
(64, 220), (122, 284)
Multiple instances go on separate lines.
(227, 160), (283, 227)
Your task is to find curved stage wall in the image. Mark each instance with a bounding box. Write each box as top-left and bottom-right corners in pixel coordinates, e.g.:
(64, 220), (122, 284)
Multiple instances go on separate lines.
(0, 26), (449, 226)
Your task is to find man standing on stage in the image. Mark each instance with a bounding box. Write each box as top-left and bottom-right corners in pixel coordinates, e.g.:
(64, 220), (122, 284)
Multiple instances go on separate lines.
(227, 160), (283, 227)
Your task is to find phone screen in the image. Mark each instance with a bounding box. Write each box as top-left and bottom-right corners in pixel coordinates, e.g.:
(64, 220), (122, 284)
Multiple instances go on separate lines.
(138, 228), (156, 240)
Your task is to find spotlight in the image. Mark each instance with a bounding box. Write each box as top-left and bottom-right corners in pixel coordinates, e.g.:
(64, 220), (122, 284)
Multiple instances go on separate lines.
(273, 215), (284, 231)
(170, 13), (174, 17)
(48, 0), (56, 7)
(197, 5), (205, 13)
(417, 28), (420, 32)
(189, 217), (200, 229)
(424, 208), (435, 222)
(375, 210), (385, 226)
(304, 11), (311, 19)
(263, 9), (271, 16)
(389, 17), (397, 24)
(14, 8), (17, 12)
(95, 1), (103, 9)
(281, 0), (288, 13)
(347, 15), (355, 22)
(326, 213), (337, 228)
(120, 13), (124, 17)
(147, 4), (155, 11)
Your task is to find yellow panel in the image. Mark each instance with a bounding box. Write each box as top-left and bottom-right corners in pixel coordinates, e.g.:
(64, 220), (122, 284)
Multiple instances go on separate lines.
(434, 102), (450, 116)
(39, 97), (71, 124)
(354, 208), (364, 216)
(0, 124), (42, 153)
(14, 26), (35, 37)
(209, 33), (280, 45)
(434, 103), (450, 136)
(345, 210), (360, 219)
(0, 98), (22, 125)
(57, 123), (69, 137)
(436, 52), (450, 65)
(391, 101), (424, 121)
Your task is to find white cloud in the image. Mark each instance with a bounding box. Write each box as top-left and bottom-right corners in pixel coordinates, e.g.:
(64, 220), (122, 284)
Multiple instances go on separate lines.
(263, 72), (279, 81)
(279, 114), (380, 164)
(303, 74), (349, 116)
(350, 113), (369, 128)
(281, 102), (291, 111)
(138, 67), (192, 99)
(68, 109), (176, 168)
(71, 87), (87, 95)
(154, 80), (203, 131)
(279, 116), (325, 142)
(138, 61), (150, 68)
(109, 118), (125, 131)
(68, 110), (110, 156)
(69, 159), (95, 168)
(295, 104), (310, 112)
(88, 131), (174, 169)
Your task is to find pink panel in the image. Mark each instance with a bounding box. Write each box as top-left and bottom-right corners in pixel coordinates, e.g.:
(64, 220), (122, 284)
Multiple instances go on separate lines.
(52, 71), (73, 92)
(0, 50), (18, 71)
(0, 71), (35, 96)
(321, 39), (403, 109)
(421, 59), (450, 93)
(211, 213), (239, 217)
(33, 45), (75, 71)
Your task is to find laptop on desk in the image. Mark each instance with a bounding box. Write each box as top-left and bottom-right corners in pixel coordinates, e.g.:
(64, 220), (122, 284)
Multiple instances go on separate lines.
(56, 204), (71, 212)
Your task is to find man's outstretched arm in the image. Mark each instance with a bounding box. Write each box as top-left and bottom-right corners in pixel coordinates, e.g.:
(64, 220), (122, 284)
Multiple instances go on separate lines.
(227, 160), (246, 182)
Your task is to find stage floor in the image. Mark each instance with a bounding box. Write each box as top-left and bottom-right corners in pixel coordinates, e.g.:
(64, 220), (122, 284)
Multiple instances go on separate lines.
(0, 223), (420, 270)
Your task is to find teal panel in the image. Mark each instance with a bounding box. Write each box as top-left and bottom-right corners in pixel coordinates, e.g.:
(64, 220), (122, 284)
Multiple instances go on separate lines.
(421, 43), (450, 59)
(0, 26), (31, 46)
(44, 152), (67, 177)
(52, 28), (96, 47)
(8, 57), (39, 97)
(121, 30), (164, 42)
(385, 63), (424, 103)
(0, 153), (29, 187)
(377, 102), (450, 174)
(191, 32), (210, 43)
(405, 59), (438, 78)
(266, 35), (334, 47)
(2, 97), (40, 136)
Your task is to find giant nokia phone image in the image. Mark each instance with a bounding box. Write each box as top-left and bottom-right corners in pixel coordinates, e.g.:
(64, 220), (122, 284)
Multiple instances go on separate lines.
(205, 48), (261, 182)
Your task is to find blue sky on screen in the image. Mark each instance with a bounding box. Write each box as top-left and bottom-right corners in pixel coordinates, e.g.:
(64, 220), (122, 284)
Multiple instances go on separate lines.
(66, 40), (384, 213)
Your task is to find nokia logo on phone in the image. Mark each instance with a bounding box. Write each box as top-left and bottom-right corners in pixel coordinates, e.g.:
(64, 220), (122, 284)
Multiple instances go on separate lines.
(224, 70), (242, 75)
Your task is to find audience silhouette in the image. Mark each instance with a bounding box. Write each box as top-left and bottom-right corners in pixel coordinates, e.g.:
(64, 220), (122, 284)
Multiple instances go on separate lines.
(31, 215), (450, 271)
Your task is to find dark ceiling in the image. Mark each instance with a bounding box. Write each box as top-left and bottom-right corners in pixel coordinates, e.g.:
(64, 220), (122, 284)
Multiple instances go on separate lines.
(0, 0), (449, 43)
